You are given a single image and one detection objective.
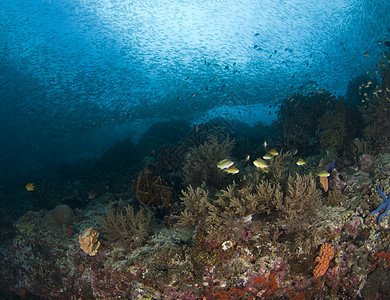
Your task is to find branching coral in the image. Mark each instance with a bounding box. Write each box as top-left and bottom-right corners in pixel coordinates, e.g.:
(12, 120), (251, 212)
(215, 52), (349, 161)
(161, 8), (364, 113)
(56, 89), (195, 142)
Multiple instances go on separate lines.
(275, 173), (321, 232)
(97, 201), (154, 246)
(178, 180), (283, 243)
(182, 135), (234, 189)
(178, 185), (210, 230)
(131, 171), (172, 207)
(204, 182), (282, 242)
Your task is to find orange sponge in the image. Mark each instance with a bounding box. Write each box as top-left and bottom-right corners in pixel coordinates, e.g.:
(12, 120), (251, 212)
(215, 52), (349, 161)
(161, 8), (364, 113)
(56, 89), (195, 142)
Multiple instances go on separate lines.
(313, 242), (334, 277)
(78, 227), (101, 256)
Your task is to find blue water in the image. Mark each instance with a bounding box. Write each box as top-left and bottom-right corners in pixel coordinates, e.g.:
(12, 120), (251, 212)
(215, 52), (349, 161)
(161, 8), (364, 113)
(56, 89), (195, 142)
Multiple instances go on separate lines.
(0, 0), (389, 178)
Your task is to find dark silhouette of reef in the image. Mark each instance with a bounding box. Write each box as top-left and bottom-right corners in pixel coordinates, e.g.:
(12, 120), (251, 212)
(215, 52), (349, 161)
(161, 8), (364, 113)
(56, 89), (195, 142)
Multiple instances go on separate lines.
(274, 91), (362, 156)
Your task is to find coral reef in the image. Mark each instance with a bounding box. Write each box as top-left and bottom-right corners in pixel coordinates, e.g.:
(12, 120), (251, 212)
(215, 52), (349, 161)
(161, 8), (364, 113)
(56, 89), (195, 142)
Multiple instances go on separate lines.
(3, 88), (390, 298)
(2, 149), (390, 299)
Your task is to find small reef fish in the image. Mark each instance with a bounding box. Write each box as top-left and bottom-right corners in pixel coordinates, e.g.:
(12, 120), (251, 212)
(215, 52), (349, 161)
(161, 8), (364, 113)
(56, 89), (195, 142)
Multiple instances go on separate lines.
(25, 183), (35, 191)
(317, 170), (331, 178)
(237, 179), (250, 189)
(296, 158), (306, 166)
(217, 159), (234, 170)
(245, 154), (250, 162)
(238, 214), (253, 223)
(224, 166), (239, 174)
(263, 141), (267, 150)
(263, 153), (273, 160)
(318, 158), (325, 167)
(363, 52), (370, 56)
(268, 149), (279, 156)
(88, 189), (100, 199)
(253, 158), (269, 169)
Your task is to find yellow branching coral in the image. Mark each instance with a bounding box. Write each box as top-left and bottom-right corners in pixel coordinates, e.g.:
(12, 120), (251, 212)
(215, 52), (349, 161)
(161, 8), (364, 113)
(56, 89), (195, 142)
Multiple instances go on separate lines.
(78, 227), (101, 256)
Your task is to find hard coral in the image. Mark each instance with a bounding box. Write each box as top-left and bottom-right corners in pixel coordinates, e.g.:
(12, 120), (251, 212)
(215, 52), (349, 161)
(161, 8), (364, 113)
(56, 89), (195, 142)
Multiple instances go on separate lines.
(78, 227), (101, 256)
(313, 242), (335, 277)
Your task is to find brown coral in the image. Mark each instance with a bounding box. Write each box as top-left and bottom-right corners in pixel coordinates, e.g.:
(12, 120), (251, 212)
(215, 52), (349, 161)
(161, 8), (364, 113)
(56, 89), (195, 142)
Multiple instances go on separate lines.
(132, 171), (172, 207)
(97, 201), (154, 246)
(78, 227), (101, 256)
(178, 185), (210, 230)
(182, 135), (234, 189)
(275, 173), (321, 232)
(178, 180), (283, 243)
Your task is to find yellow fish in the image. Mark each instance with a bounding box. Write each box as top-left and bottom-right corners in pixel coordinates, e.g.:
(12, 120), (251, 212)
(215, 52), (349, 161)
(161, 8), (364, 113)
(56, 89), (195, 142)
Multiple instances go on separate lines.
(296, 158), (306, 166)
(268, 149), (279, 156)
(263, 153), (273, 160)
(253, 158), (269, 169)
(25, 183), (35, 191)
(317, 170), (330, 178)
(217, 159), (234, 170)
(245, 154), (250, 162)
(224, 166), (239, 174)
